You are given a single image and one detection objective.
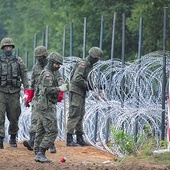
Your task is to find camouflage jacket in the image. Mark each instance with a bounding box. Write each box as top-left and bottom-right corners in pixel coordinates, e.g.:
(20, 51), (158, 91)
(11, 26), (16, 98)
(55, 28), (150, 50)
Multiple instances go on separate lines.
(0, 53), (29, 93)
(69, 57), (93, 97)
(37, 67), (64, 109)
(30, 62), (46, 104)
(30, 62), (44, 91)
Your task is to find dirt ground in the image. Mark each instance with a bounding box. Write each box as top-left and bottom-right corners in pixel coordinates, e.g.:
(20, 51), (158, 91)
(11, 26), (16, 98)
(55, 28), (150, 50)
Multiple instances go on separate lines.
(0, 141), (169, 170)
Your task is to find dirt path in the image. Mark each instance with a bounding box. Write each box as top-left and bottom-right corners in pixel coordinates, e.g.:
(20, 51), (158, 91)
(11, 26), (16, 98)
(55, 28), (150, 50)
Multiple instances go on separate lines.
(0, 141), (168, 170)
(0, 141), (116, 170)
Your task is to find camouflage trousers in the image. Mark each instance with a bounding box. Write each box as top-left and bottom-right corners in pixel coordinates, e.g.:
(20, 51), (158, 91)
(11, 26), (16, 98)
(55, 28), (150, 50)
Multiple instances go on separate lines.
(29, 99), (38, 133)
(0, 92), (21, 137)
(34, 104), (58, 150)
(67, 92), (85, 135)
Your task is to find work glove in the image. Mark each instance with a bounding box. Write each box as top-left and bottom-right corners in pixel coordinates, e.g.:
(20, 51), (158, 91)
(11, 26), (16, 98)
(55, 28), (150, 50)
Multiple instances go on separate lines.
(57, 91), (64, 102)
(59, 84), (67, 92)
(23, 89), (34, 107)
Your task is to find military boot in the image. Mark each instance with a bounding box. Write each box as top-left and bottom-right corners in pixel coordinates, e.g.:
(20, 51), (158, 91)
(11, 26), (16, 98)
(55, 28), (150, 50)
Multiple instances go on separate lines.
(9, 134), (17, 147)
(34, 147), (39, 155)
(34, 147), (51, 163)
(23, 132), (35, 151)
(67, 133), (79, 147)
(0, 137), (4, 149)
(76, 134), (90, 146)
(49, 143), (56, 153)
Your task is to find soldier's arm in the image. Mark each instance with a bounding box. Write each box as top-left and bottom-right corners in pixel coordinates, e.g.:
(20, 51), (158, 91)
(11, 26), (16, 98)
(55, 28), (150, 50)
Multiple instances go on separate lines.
(30, 67), (35, 90)
(55, 70), (65, 86)
(18, 57), (30, 89)
(72, 61), (87, 89)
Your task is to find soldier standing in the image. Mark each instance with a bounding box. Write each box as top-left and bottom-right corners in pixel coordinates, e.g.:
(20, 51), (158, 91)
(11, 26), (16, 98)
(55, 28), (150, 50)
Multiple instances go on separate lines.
(0, 37), (30, 148)
(67, 47), (103, 146)
(23, 46), (57, 153)
(34, 52), (67, 163)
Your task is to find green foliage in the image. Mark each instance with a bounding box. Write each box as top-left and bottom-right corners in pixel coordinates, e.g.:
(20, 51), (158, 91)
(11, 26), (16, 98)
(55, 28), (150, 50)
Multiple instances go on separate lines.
(110, 124), (161, 156)
(126, 0), (170, 55)
(160, 139), (168, 149)
(0, 0), (170, 71)
(110, 127), (135, 155)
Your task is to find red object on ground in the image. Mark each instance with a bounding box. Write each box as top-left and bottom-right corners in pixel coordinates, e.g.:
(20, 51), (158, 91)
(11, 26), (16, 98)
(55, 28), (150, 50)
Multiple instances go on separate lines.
(24, 89), (34, 107)
(60, 157), (66, 163)
(58, 91), (64, 102)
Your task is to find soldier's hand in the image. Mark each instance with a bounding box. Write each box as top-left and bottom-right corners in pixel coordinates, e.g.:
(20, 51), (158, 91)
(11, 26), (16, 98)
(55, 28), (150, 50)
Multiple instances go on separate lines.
(59, 84), (67, 92)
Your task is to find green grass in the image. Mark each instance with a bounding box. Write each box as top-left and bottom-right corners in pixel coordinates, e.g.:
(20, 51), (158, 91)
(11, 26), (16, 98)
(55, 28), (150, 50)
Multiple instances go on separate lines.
(114, 150), (170, 169)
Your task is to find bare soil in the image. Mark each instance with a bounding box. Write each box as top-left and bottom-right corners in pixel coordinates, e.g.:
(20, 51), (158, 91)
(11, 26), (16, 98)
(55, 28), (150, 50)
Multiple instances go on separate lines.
(0, 141), (169, 170)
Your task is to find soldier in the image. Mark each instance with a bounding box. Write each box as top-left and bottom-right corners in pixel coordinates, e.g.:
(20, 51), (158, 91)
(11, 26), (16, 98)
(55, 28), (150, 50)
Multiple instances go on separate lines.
(34, 52), (67, 163)
(67, 47), (103, 146)
(23, 46), (57, 153)
(0, 37), (30, 148)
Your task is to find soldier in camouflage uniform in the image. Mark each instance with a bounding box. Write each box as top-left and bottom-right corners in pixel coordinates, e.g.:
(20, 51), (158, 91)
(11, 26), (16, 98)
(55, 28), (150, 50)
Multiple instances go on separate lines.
(34, 52), (67, 163)
(0, 37), (30, 148)
(23, 46), (57, 153)
(67, 47), (103, 147)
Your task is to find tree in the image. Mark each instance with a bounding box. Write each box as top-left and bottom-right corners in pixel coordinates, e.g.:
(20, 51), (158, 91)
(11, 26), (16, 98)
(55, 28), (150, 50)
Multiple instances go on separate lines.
(126, 0), (170, 55)
(0, 0), (168, 70)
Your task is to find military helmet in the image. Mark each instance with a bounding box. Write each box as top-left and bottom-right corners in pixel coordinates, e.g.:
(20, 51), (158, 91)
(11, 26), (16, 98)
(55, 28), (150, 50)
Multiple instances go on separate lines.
(0, 38), (15, 49)
(47, 52), (63, 65)
(34, 46), (48, 57)
(89, 47), (103, 59)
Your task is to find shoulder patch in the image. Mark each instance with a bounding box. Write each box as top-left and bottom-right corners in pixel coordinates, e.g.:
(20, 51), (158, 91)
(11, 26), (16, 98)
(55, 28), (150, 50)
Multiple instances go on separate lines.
(45, 73), (50, 77)
(81, 63), (85, 66)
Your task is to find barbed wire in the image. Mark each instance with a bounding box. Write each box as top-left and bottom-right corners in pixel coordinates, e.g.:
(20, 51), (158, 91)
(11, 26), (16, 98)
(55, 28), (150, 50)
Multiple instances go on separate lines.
(4, 51), (170, 157)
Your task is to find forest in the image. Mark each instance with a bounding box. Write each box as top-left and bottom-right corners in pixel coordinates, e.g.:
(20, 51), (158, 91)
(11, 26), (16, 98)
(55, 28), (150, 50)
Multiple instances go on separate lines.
(0, 0), (170, 70)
